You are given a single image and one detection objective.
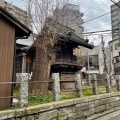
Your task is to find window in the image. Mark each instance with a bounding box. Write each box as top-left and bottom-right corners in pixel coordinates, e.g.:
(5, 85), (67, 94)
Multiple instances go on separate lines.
(15, 56), (22, 73)
(88, 55), (98, 66)
(115, 43), (119, 50)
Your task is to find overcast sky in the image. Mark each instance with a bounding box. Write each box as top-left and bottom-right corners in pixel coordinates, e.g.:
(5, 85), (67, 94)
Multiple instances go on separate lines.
(6, 0), (113, 45)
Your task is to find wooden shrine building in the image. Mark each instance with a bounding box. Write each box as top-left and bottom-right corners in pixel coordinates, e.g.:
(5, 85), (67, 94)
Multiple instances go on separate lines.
(51, 32), (93, 73)
(0, 6), (31, 109)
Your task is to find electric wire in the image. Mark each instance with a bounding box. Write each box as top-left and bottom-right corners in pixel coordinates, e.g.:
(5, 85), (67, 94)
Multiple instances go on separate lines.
(84, 12), (111, 24)
(81, 29), (118, 34)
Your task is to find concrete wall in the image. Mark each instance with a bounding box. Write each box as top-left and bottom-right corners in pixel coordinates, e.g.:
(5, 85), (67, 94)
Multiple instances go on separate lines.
(1, 92), (120, 120)
(0, 0), (4, 7)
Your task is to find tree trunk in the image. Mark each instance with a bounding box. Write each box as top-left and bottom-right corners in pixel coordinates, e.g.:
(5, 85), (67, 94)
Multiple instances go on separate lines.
(29, 35), (53, 94)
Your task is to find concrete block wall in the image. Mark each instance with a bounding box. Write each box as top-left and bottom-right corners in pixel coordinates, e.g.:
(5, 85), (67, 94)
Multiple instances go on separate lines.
(1, 92), (120, 120)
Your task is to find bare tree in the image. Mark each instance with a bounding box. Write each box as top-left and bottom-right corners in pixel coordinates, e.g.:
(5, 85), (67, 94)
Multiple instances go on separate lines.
(25, 0), (85, 94)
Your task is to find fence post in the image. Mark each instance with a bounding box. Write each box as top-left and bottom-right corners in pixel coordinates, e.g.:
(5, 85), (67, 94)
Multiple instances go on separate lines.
(115, 75), (120, 91)
(52, 73), (60, 101)
(91, 74), (98, 95)
(105, 74), (111, 93)
(19, 73), (28, 107)
(75, 74), (83, 97)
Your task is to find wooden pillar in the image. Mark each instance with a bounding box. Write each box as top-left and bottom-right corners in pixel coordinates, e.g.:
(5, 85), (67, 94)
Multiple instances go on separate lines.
(22, 53), (26, 73)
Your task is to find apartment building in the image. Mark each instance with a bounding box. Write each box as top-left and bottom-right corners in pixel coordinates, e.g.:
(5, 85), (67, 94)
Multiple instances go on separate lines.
(111, 2), (120, 40)
(86, 43), (104, 75)
(106, 39), (119, 75)
(0, 0), (4, 7)
(0, 0), (31, 28)
(53, 4), (84, 38)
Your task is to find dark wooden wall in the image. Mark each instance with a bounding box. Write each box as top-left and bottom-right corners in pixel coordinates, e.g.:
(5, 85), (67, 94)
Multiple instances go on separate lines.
(0, 17), (15, 109)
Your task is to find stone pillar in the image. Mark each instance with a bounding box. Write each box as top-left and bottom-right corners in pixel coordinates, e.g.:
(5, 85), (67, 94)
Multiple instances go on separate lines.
(75, 74), (83, 97)
(105, 74), (111, 93)
(115, 75), (120, 91)
(19, 73), (28, 107)
(91, 74), (98, 95)
(22, 53), (26, 73)
(52, 73), (60, 101)
(110, 75), (116, 86)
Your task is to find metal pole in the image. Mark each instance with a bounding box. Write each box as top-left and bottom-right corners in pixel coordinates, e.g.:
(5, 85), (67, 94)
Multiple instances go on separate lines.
(79, 26), (90, 85)
(118, 18), (120, 55)
(85, 29), (90, 85)
(87, 48), (90, 85)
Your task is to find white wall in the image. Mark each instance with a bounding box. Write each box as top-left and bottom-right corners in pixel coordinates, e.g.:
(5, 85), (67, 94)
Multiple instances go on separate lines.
(106, 39), (119, 75)
(88, 43), (104, 74)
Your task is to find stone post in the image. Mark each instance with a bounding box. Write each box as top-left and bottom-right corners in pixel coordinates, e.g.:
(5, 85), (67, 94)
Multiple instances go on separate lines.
(115, 75), (120, 91)
(52, 73), (60, 101)
(105, 74), (111, 93)
(110, 75), (116, 86)
(19, 73), (28, 107)
(75, 74), (83, 97)
(91, 74), (98, 95)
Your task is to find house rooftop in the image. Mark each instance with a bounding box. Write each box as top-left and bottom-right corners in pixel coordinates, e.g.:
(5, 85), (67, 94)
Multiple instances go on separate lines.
(0, 6), (32, 38)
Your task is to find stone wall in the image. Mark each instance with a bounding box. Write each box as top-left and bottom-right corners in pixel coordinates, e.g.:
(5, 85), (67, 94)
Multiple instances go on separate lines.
(1, 92), (120, 120)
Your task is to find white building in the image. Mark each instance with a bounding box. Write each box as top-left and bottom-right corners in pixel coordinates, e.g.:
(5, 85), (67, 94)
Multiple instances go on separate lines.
(111, 2), (120, 40)
(106, 39), (119, 75)
(86, 43), (104, 75)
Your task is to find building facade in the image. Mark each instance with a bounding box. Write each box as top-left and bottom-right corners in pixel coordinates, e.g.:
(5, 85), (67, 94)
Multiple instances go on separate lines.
(0, 0), (31, 27)
(111, 2), (120, 40)
(106, 39), (119, 75)
(86, 43), (104, 75)
(0, 0), (4, 7)
(53, 4), (84, 38)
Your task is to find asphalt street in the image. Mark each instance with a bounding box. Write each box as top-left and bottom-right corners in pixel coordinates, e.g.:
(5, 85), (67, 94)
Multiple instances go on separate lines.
(95, 110), (120, 120)
(108, 115), (120, 120)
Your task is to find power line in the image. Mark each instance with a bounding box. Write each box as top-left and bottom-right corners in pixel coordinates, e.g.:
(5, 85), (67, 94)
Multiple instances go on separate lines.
(99, 0), (110, 11)
(81, 29), (118, 34)
(84, 12), (111, 24)
(110, 0), (120, 8)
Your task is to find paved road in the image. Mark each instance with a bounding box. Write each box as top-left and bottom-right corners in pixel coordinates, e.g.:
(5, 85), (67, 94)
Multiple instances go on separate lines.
(95, 110), (120, 120)
(108, 115), (120, 120)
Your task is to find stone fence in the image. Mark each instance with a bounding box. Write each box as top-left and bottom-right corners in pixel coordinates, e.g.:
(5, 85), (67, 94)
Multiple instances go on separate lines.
(1, 92), (120, 120)
(18, 73), (120, 107)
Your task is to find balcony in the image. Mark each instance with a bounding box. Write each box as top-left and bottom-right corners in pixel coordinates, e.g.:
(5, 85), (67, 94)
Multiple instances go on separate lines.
(115, 62), (120, 68)
(51, 59), (82, 66)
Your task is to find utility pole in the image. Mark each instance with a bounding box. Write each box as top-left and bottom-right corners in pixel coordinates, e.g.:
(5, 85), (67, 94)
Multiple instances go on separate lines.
(85, 39), (90, 85)
(101, 35), (107, 74)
